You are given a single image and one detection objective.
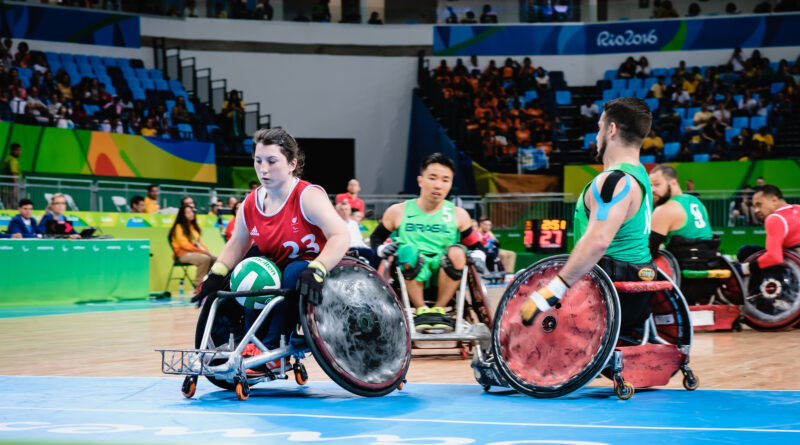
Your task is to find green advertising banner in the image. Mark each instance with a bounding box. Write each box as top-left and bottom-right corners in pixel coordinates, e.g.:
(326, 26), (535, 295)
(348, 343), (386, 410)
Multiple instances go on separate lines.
(0, 239), (150, 307)
(564, 160), (800, 198)
(0, 210), (233, 230)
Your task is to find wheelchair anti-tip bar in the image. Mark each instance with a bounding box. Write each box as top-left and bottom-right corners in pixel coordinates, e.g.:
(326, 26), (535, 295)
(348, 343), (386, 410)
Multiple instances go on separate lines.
(216, 288), (296, 299)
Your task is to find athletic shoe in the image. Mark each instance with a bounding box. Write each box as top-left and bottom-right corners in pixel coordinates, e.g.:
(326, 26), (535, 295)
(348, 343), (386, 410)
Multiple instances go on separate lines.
(427, 306), (455, 332)
(414, 307), (436, 332)
(241, 343), (283, 377)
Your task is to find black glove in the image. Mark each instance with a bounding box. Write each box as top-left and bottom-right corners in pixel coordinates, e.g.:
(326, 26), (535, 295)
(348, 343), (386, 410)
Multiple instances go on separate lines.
(296, 260), (327, 306)
(376, 242), (398, 259)
(190, 263), (229, 306)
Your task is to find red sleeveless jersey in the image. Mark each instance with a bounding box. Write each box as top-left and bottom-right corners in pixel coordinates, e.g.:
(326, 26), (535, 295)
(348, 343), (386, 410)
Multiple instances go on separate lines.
(758, 204), (800, 269)
(241, 179), (327, 269)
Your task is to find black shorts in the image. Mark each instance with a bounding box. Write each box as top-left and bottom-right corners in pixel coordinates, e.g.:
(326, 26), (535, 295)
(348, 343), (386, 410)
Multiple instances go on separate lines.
(598, 256), (656, 331)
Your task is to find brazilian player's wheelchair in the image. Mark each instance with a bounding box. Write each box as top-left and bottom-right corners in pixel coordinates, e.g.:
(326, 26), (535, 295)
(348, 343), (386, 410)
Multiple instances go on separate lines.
(741, 249), (800, 331)
(472, 255), (698, 400)
(157, 257), (411, 400)
(379, 250), (493, 360)
(654, 236), (746, 331)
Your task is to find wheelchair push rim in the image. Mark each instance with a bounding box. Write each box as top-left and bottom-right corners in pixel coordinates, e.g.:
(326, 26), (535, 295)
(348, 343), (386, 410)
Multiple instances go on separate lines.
(300, 258), (411, 397)
(655, 249), (681, 288)
(743, 250), (800, 331)
(491, 255), (622, 398)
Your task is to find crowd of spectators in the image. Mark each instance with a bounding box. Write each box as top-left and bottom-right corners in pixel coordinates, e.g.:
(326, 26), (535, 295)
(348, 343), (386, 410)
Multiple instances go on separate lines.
(629, 49), (800, 161)
(0, 38), (251, 154)
(429, 56), (565, 172)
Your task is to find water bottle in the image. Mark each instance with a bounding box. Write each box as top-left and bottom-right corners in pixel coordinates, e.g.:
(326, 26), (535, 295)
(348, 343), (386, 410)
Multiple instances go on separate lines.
(179, 279), (185, 303)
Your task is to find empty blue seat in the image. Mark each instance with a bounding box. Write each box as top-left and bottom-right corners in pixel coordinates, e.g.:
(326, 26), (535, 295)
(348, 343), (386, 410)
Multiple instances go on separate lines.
(126, 78), (141, 90)
(103, 57), (117, 67)
(681, 118), (695, 131)
(628, 78), (643, 89)
(74, 55), (88, 65)
(524, 89), (538, 103)
(725, 128), (740, 143)
(594, 100), (605, 111)
(243, 139), (254, 154)
(634, 88), (648, 99)
(640, 155), (655, 164)
(651, 68), (668, 78)
(771, 82), (785, 94)
(148, 69), (164, 80)
(135, 68), (149, 79)
(88, 56), (103, 66)
(619, 88), (634, 98)
(750, 116), (767, 129)
(105, 84), (117, 96)
(644, 98), (658, 110)
(185, 100), (195, 114)
(141, 78), (155, 90)
(131, 88), (146, 101)
(733, 94), (744, 104)
(693, 154), (710, 162)
(116, 58), (131, 68)
(643, 77), (658, 91)
(120, 67), (135, 78)
(602, 90), (617, 101)
(687, 107), (701, 119)
(604, 69), (617, 81)
(584, 133), (597, 149)
(663, 142), (680, 159)
(59, 53), (75, 64)
(17, 67), (32, 79)
(168, 80), (183, 91)
(155, 79), (169, 91)
(177, 123), (193, 139)
(78, 64), (94, 77)
(612, 79), (627, 90)
(733, 116), (748, 128)
(555, 90), (571, 105)
(675, 107), (688, 118)
(166, 99), (176, 112)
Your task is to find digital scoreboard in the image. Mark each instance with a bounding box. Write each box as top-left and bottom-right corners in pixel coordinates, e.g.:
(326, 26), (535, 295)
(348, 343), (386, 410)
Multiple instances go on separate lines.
(523, 219), (568, 253)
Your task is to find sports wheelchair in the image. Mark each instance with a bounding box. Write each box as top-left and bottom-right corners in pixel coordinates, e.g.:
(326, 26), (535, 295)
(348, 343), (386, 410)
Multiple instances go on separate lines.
(654, 239), (746, 331)
(472, 255), (698, 400)
(740, 249), (800, 331)
(157, 257), (411, 400)
(379, 254), (494, 360)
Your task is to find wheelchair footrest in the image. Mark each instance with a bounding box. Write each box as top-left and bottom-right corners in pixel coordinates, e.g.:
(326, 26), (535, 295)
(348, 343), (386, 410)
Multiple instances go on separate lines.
(682, 269), (732, 279)
(157, 349), (222, 376)
(615, 344), (685, 388)
(689, 304), (741, 330)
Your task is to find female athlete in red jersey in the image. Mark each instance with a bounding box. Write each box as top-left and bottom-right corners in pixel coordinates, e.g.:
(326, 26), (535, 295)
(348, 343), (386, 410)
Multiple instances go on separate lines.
(192, 128), (349, 356)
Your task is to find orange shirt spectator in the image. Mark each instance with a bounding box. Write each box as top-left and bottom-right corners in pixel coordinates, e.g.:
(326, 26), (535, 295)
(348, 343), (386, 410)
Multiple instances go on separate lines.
(515, 127), (531, 146)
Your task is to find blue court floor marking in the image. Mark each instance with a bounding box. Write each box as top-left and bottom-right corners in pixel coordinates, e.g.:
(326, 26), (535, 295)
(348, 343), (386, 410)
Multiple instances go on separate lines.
(0, 376), (798, 444)
(0, 299), (191, 319)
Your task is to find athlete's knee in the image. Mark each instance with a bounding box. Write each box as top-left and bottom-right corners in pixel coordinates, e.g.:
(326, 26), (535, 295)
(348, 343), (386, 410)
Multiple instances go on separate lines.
(397, 244), (424, 280)
(441, 244), (467, 280)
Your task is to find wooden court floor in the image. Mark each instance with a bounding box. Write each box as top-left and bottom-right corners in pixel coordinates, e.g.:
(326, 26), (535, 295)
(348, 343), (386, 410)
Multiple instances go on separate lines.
(2, 289), (799, 391)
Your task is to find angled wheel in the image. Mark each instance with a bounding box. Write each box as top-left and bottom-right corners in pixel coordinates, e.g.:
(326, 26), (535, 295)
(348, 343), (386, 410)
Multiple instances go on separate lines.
(743, 250), (800, 331)
(235, 380), (249, 401)
(293, 362), (308, 386)
(655, 250), (681, 288)
(615, 381), (634, 400)
(683, 374), (699, 391)
(491, 255), (621, 398)
(195, 294), (245, 391)
(181, 376), (197, 398)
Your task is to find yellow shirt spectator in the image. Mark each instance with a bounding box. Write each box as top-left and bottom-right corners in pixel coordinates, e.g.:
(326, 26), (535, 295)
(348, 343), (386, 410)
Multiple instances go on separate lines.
(682, 78), (699, 95)
(144, 196), (160, 213)
(141, 127), (158, 137)
(752, 132), (774, 146)
(642, 134), (664, 154)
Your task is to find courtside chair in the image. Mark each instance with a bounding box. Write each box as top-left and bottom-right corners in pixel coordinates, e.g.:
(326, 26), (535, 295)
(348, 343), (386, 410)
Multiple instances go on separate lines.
(164, 234), (196, 294)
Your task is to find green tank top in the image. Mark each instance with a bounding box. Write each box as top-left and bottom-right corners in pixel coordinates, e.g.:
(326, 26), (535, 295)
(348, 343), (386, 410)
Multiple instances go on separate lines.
(398, 199), (459, 257)
(574, 163), (653, 264)
(665, 194), (713, 244)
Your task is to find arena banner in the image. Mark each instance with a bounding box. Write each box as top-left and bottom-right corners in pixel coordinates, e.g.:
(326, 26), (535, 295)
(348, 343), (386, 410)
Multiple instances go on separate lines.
(0, 3), (140, 48)
(0, 122), (216, 183)
(563, 160), (800, 198)
(0, 210), (232, 231)
(433, 13), (800, 56)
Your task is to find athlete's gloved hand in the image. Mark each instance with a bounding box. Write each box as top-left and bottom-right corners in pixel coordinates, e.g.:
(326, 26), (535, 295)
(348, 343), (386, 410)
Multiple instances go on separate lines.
(297, 260), (327, 306)
(520, 276), (569, 326)
(469, 249), (488, 274)
(376, 242), (398, 259)
(190, 262), (229, 306)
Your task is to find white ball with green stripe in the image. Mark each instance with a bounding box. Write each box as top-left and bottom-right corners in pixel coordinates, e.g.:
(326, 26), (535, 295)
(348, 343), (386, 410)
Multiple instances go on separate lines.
(230, 257), (282, 310)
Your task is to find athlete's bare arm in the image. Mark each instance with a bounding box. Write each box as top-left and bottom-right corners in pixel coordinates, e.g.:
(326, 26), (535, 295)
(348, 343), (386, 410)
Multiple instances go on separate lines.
(651, 200), (684, 236)
(454, 206), (473, 232)
(558, 172), (642, 285)
(380, 203), (405, 233)
(215, 206), (257, 270)
(301, 186), (350, 272)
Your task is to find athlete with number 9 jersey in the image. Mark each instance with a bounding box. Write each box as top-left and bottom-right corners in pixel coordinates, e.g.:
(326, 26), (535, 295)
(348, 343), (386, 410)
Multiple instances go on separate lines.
(191, 128), (349, 372)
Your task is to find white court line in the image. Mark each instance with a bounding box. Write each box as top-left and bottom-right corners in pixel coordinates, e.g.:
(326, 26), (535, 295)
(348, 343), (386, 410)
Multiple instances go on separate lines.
(0, 406), (797, 434)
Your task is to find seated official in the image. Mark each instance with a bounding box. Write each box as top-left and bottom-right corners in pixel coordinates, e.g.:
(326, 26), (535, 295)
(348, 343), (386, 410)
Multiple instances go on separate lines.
(738, 185), (800, 276)
(130, 195), (145, 213)
(336, 200), (378, 268)
(169, 204), (217, 289)
(39, 193), (80, 239)
(8, 198), (43, 239)
(370, 153), (487, 332)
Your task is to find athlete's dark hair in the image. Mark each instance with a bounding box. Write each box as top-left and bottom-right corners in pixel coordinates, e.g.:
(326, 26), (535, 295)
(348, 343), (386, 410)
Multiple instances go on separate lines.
(755, 185), (783, 200)
(602, 97), (652, 147)
(651, 164), (678, 181)
(420, 152), (455, 174)
(252, 127), (305, 177)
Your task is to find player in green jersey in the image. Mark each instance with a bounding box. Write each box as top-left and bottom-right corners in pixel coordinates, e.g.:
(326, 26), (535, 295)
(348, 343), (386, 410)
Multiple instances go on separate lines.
(520, 97), (657, 331)
(370, 153), (488, 332)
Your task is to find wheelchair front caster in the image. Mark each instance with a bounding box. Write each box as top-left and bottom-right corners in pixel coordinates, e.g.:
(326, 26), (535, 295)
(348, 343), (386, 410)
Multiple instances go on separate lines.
(482, 384), (491, 392)
(683, 373), (700, 391)
(397, 380), (405, 391)
(235, 379), (250, 401)
(293, 362), (308, 386)
(181, 376), (197, 398)
(615, 381), (634, 400)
